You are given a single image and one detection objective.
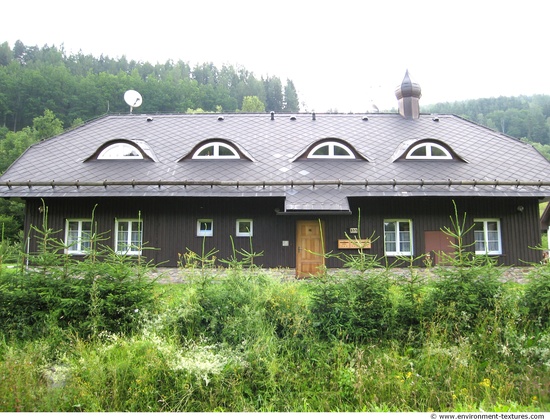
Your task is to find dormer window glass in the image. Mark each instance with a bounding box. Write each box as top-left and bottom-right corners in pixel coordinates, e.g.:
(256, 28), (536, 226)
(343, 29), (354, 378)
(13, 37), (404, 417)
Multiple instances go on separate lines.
(193, 142), (240, 159)
(308, 141), (355, 159)
(98, 143), (144, 159)
(406, 142), (452, 160)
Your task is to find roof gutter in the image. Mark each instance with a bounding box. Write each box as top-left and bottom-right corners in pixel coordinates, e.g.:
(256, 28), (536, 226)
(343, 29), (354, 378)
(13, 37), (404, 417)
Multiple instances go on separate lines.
(2, 179), (550, 189)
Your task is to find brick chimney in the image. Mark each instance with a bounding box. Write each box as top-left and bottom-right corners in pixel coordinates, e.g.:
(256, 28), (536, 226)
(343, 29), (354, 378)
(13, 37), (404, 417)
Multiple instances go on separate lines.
(395, 70), (422, 119)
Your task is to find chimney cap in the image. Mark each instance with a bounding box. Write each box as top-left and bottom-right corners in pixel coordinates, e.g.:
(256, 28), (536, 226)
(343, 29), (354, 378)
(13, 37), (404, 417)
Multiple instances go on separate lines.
(395, 70), (422, 100)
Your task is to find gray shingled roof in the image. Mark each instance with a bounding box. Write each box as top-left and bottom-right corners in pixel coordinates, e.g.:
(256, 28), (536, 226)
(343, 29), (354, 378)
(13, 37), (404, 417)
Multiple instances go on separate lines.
(2, 112), (550, 211)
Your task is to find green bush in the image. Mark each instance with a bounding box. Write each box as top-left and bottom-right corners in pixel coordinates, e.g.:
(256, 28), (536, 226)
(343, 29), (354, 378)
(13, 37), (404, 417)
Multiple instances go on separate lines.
(0, 266), (156, 339)
(422, 203), (503, 337)
(169, 270), (274, 345)
(0, 203), (158, 338)
(308, 271), (392, 343)
(388, 257), (431, 342)
(423, 260), (503, 336)
(264, 281), (311, 339)
(523, 265), (550, 327)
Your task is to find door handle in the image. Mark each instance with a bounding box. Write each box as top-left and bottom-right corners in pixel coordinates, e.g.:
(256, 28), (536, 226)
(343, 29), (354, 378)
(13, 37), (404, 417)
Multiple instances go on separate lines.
(298, 246), (301, 253)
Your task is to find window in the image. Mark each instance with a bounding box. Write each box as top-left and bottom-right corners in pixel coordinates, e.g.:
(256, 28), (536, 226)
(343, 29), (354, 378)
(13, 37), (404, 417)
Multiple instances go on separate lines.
(98, 143), (143, 159)
(193, 142), (239, 159)
(406, 142), (452, 159)
(115, 219), (143, 255)
(236, 219), (253, 237)
(384, 220), (413, 256)
(308, 141), (355, 159)
(197, 219), (213, 237)
(474, 219), (502, 255)
(65, 220), (92, 254)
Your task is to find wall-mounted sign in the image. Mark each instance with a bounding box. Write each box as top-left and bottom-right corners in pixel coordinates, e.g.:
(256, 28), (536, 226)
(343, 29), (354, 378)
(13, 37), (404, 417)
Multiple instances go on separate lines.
(338, 239), (371, 249)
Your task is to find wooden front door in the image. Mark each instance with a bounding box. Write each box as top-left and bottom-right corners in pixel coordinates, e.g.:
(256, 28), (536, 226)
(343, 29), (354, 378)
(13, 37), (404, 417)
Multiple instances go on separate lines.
(296, 220), (325, 278)
(424, 230), (456, 265)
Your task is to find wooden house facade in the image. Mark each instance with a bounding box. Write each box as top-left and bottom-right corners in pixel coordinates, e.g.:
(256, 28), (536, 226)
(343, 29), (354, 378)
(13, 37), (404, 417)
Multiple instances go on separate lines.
(2, 72), (550, 276)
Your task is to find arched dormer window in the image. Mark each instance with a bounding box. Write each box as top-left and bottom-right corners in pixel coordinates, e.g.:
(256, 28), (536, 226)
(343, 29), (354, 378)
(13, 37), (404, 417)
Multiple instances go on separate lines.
(86, 139), (155, 161)
(180, 139), (254, 161)
(406, 142), (452, 160)
(308, 141), (355, 159)
(193, 141), (240, 159)
(291, 139), (367, 161)
(391, 139), (466, 162)
(98, 142), (143, 159)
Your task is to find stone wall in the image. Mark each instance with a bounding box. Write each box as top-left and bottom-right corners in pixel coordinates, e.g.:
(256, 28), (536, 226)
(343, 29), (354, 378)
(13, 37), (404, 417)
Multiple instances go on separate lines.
(150, 266), (537, 284)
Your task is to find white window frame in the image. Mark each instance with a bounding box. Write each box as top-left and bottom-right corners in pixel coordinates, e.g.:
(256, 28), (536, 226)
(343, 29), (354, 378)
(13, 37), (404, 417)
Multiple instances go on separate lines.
(115, 219), (143, 255)
(193, 142), (240, 159)
(406, 142), (452, 160)
(65, 219), (93, 254)
(236, 219), (253, 237)
(197, 219), (214, 237)
(307, 141), (355, 159)
(474, 218), (502, 255)
(98, 143), (143, 159)
(384, 219), (413, 256)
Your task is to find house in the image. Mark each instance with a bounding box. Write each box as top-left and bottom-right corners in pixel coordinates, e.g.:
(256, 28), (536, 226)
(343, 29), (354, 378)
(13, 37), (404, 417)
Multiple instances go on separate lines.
(2, 71), (550, 276)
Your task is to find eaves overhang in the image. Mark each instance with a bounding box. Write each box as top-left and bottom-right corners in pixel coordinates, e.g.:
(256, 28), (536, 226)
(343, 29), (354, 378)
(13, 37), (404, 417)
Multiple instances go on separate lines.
(2, 179), (550, 201)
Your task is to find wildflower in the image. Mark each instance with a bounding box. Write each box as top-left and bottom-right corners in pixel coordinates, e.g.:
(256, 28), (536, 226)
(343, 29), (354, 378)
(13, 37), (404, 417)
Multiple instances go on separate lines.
(479, 378), (493, 388)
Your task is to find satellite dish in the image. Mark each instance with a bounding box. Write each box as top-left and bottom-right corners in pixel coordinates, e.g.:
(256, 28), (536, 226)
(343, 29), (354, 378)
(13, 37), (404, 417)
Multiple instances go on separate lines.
(124, 90), (143, 113)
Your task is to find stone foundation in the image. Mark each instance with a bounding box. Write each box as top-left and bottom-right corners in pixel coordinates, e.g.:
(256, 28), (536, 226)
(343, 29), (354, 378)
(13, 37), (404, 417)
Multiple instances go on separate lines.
(150, 266), (537, 284)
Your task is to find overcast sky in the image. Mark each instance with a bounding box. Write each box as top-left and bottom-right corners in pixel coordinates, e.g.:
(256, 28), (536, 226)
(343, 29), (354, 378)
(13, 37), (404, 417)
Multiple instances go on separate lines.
(2, 0), (549, 112)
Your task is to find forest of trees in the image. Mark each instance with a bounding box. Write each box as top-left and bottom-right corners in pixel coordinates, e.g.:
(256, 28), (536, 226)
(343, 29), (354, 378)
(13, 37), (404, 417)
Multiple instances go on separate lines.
(0, 40), (300, 133)
(426, 95), (550, 146)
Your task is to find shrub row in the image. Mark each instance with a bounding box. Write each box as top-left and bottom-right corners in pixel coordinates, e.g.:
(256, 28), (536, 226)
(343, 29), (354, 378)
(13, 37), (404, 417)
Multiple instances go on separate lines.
(1, 263), (549, 411)
(3, 255), (549, 345)
(0, 264), (156, 339)
(151, 262), (550, 349)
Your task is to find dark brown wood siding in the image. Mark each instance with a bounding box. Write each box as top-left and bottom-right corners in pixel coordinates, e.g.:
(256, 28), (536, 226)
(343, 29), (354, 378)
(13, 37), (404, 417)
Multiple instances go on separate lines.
(343, 196), (543, 266)
(23, 196), (544, 268)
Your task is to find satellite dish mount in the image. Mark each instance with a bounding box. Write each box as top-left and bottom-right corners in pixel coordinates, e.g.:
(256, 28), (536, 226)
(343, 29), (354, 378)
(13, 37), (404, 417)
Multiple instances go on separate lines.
(124, 90), (143, 113)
